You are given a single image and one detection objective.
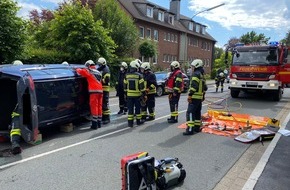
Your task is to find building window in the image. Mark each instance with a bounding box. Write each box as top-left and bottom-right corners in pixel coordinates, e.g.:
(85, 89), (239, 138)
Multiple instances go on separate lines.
(164, 32), (167, 41)
(168, 15), (174, 25)
(202, 26), (206, 34)
(153, 29), (159, 41)
(158, 11), (164, 22)
(146, 28), (151, 39)
(171, 34), (174, 42)
(196, 24), (200, 33)
(167, 54), (170, 62)
(147, 6), (153, 18)
(167, 33), (171, 41)
(175, 35), (178, 43)
(163, 54), (167, 62)
(207, 43), (211, 51)
(139, 26), (144, 38)
(194, 39), (198, 47)
(189, 22), (193, 30)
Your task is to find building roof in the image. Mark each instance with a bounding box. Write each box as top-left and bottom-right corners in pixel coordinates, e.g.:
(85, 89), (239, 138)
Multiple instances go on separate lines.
(118, 0), (216, 42)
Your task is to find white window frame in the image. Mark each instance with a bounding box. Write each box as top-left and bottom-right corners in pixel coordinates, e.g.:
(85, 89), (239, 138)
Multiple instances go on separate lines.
(146, 28), (151, 39)
(158, 11), (164, 22)
(139, 26), (144, 38)
(196, 24), (200, 33)
(153, 29), (159, 41)
(168, 15), (174, 25)
(189, 22), (193, 30)
(146, 6), (153, 18)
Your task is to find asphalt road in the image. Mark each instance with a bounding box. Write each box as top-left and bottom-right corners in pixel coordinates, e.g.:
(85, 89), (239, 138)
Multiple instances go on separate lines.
(1, 84), (290, 190)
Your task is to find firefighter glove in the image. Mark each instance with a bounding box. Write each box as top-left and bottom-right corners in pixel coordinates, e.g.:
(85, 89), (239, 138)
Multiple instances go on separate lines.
(187, 96), (192, 104)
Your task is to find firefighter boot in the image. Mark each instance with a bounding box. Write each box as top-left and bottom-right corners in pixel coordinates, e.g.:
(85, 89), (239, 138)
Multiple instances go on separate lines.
(167, 116), (178, 123)
(97, 120), (102, 128)
(221, 88), (223, 93)
(137, 119), (144, 126)
(128, 120), (133, 127)
(216, 88), (218, 92)
(124, 108), (128, 114)
(194, 126), (201, 133)
(147, 116), (155, 121)
(11, 135), (22, 154)
(183, 126), (194, 136)
(117, 108), (124, 114)
(91, 121), (98, 130)
(102, 115), (110, 125)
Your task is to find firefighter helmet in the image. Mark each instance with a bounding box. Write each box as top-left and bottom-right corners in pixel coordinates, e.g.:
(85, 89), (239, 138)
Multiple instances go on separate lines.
(135, 59), (142, 65)
(191, 59), (203, 68)
(130, 60), (140, 69)
(170, 61), (180, 69)
(97, 57), (107, 65)
(121, 62), (128, 69)
(12, 60), (23, 65)
(85, 60), (95, 67)
(219, 72), (225, 77)
(140, 62), (150, 70)
(62, 61), (69, 65)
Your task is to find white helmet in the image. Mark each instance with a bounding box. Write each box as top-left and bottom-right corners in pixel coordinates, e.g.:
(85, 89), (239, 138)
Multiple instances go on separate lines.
(62, 61), (69, 65)
(135, 59), (142, 65)
(219, 72), (225, 77)
(130, 60), (140, 69)
(170, 61), (180, 69)
(98, 57), (107, 65)
(191, 59), (203, 68)
(140, 62), (150, 70)
(12, 60), (23, 65)
(120, 62), (128, 69)
(85, 60), (95, 67)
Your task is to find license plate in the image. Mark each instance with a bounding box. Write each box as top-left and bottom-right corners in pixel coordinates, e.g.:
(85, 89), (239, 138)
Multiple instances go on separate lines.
(246, 82), (258, 86)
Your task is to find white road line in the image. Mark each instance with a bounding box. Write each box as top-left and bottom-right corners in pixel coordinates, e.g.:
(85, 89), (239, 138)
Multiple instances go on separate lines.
(0, 98), (222, 170)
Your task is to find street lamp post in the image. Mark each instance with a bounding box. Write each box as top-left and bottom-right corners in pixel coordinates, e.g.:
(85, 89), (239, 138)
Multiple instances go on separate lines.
(191, 3), (225, 19)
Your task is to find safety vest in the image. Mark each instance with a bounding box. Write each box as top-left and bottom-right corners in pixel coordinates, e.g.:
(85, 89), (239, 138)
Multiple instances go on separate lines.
(124, 72), (145, 97)
(165, 70), (184, 93)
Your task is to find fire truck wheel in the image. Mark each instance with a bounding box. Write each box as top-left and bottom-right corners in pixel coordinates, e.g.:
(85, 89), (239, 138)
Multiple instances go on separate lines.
(273, 88), (282, 101)
(230, 89), (240, 98)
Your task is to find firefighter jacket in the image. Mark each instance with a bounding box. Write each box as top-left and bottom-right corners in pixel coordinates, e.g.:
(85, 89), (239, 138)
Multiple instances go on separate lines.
(144, 71), (157, 95)
(124, 71), (146, 97)
(165, 69), (183, 93)
(76, 68), (103, 93)
(98, 65), (110, 92)
(116, 70), (127, 92)
(215, 69), (226, 81)
(189, 67), (206, 100)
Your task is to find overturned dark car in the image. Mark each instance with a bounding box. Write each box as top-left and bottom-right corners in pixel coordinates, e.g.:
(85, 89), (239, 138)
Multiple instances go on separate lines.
(0, 64), (90, 143)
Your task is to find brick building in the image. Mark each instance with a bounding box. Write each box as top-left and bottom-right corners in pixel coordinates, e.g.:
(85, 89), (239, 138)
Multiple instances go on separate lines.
(117, 0), (216, 73)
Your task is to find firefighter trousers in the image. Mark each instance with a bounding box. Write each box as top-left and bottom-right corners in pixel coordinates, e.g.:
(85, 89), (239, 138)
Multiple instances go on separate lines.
(102, 91), (110, 122)
(168, 93), (181, 120)
(186, 99), (202, 132)
(141, 94), (155, 119)
(127, 97), (142, 126)
(215, 79), (225, 92)
(118, 89), (127, 112)
(90, 93), (103, 127)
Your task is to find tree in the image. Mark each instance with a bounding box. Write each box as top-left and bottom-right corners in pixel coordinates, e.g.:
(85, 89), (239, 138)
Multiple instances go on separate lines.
(281, 30), (290, 46)
(93, 0), (139, 57)
(214, 46), (223, 59)
(138, 39), (157, 60)
(227, 37), (240, 48)
(240, 31), (270, 44)
(49, 1), (116, 63)
(0, 0), (26, 64)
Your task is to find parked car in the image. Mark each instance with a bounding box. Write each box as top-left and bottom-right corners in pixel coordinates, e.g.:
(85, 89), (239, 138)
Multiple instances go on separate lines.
(155, 71), (190, 97)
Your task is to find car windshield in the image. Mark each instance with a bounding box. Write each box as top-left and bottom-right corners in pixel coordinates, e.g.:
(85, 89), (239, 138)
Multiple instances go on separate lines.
(233, 49), (278, 65)
(155, 73), (168, 80)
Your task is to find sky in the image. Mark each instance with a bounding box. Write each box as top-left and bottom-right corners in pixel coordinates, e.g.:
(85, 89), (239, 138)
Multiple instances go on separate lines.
(15, 0), (290, 47)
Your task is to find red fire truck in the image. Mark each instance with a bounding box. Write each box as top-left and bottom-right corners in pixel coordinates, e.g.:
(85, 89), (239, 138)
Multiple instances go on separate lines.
(227, 41), (290, 101)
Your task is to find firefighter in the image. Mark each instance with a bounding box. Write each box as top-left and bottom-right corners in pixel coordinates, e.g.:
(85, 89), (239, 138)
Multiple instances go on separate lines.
(97, 57), (111, 124)
(165, 61), (184, 123)
(76, 60), (103, 129)
(124, 60), (146, 127)
(10, 104), (22, 154)
(184, 59), (207, 135)
(215, 68), (226, 92)
(140, 62), (157, 121)
(116, 62), (128, 114)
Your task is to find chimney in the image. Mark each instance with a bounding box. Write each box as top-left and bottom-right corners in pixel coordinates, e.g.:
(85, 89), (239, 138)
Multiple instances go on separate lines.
(170, 0), (181, 20)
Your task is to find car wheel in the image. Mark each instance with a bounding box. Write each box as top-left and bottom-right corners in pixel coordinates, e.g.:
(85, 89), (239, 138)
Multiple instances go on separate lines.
(156, 86), (164, 97)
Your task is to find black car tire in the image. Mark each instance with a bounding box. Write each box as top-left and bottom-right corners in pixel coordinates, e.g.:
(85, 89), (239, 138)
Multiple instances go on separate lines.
(156, 86), (164, 97)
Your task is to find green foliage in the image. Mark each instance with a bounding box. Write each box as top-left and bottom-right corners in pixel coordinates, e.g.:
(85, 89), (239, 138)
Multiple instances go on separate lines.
(240, 31), (270, 44)
(0, 0), (26, 64)
(281, 30), (290, 46)
(138, 39), (157, 59)
(214, 47), (223, 59)
(18, 47), (70, 64)
(49, 1), (116, 63)
(93, 0), (138, 57)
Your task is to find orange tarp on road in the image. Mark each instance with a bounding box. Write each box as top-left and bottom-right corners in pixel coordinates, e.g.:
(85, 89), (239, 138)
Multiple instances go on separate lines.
(178, 110), (279, 137)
